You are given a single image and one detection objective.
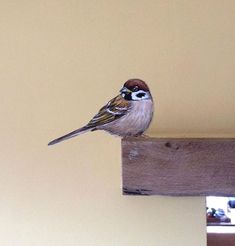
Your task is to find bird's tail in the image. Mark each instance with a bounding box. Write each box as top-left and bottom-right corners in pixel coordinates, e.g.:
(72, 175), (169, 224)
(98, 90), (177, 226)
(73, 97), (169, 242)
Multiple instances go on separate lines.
(48, 126), (93, 146)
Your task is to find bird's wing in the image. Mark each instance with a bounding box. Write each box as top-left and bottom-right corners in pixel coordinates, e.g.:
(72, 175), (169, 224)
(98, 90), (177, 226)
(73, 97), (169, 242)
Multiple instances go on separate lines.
(48, 95), (130, 146)
(87, 95), (130, 128)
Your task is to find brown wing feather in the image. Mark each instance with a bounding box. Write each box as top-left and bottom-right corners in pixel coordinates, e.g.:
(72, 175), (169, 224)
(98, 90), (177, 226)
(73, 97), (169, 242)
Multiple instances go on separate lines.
(87, 95), (130, 128)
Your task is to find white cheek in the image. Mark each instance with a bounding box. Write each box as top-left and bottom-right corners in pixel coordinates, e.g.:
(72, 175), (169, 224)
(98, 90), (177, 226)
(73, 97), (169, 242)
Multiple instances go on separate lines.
(131, 95), (140, 100)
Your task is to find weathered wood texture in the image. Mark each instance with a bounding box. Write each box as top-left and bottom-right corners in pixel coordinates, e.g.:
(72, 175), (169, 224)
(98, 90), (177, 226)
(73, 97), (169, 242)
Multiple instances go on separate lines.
(122, 138), (235, 196)
(207, 233), (235, 246)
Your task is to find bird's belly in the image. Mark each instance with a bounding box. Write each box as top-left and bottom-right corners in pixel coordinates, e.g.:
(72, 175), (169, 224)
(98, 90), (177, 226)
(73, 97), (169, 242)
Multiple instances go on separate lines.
(100, 100), (153, 136)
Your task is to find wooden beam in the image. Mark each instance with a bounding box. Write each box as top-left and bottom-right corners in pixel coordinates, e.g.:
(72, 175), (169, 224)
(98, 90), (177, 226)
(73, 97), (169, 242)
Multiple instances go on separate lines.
(122, 138), (235, 196)
(207, 233), (235, 246)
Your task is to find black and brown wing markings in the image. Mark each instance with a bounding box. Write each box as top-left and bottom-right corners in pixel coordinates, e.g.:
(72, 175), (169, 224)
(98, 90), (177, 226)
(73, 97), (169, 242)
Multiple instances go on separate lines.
(87, 95), (130, 128)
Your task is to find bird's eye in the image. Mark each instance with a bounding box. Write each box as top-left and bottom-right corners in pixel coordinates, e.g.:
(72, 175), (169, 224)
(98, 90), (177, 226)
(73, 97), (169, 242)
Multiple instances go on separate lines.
(133, 86), (139, 92)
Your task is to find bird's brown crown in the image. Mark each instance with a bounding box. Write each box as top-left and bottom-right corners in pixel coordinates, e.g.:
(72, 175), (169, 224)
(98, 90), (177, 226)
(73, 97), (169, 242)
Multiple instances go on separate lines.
(124, 79), (149, 92)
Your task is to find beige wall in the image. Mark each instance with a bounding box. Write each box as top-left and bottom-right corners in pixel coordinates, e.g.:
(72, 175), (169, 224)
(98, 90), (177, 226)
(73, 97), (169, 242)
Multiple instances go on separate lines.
(0, 0), (235, 245)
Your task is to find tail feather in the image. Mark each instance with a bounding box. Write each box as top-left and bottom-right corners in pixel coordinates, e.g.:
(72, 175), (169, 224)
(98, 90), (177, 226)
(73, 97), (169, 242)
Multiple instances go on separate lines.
(48, 126), (92, 146)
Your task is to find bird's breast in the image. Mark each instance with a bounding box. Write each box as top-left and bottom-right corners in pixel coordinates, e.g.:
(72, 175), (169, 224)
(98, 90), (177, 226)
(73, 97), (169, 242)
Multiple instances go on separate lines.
(101, 99), (154, 136)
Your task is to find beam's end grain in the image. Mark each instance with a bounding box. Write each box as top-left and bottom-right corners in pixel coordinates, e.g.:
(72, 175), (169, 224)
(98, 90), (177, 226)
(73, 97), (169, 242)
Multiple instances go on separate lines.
(122, 138), (235, 196)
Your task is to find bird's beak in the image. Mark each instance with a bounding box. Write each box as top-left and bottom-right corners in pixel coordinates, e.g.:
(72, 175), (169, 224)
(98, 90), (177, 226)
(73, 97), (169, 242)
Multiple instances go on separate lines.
(120, 87), (131, 94)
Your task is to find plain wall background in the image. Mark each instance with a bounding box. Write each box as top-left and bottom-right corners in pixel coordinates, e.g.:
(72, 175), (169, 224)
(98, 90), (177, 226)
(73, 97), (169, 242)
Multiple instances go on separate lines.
(0, 0), (235, 245)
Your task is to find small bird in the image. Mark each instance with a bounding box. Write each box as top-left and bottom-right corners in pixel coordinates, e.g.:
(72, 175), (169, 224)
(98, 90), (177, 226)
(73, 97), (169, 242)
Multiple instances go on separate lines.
(48, 79), (154, 145)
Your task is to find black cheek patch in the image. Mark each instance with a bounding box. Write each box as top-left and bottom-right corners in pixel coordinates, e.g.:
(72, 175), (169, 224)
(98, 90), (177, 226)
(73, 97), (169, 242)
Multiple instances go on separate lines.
(136, 93), (145, 98)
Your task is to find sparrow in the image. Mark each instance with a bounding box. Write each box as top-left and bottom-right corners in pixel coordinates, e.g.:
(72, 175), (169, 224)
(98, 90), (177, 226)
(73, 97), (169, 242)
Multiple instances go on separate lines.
(48, 79), (153, 145)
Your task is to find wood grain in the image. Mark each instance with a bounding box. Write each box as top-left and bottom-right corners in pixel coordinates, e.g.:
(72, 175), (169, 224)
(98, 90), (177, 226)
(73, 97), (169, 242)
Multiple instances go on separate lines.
(207, 233), (235, 246)
(122, 138), (235, 196)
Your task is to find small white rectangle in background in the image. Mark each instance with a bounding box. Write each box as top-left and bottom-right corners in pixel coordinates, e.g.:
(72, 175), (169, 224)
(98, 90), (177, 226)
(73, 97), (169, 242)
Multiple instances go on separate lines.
(207, 196), (235, 233)
(207, 226), (235, 234)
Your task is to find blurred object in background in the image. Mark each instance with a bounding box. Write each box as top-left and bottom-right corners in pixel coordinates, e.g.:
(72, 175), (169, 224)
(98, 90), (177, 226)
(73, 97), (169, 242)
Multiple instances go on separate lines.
(207, 207), (231, 223)
(228, 198), (235, 209)
(206, 197), (234, 225)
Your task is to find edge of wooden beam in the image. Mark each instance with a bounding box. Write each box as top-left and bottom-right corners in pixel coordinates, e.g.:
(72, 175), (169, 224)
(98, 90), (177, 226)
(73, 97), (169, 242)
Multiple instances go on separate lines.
(122, 138), (235, 196)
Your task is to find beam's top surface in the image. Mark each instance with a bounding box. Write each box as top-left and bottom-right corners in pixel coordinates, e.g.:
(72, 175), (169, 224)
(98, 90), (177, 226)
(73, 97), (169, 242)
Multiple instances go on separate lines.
(122, 137), (235, 142)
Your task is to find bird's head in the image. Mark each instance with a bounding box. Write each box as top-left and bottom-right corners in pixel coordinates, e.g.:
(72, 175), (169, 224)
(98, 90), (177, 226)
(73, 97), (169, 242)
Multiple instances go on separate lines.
(120, 79), (152, 101)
